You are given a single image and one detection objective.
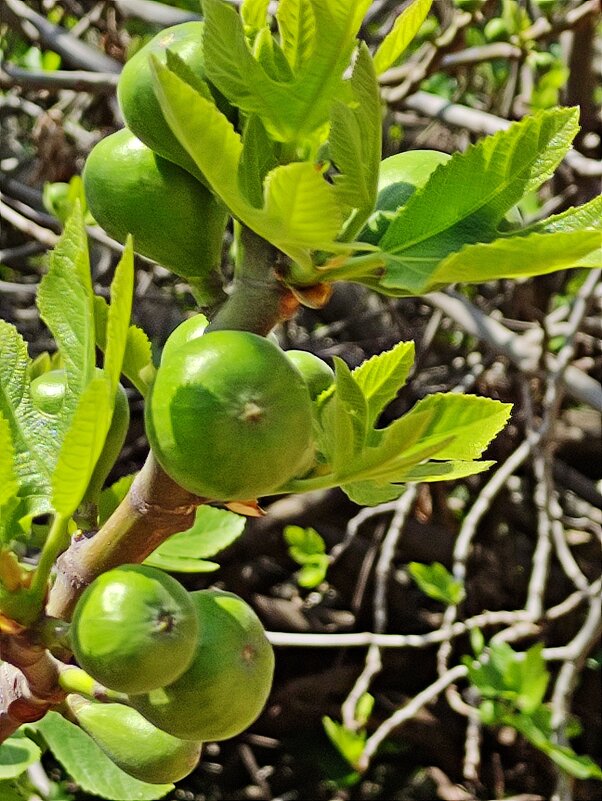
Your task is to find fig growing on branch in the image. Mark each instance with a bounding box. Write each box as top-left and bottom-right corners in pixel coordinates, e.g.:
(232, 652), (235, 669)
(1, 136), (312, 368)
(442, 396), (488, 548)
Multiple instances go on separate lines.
(30, 369), (70, 416)
(117, 21), (234, 181)
(160, 313), (208, 365)
(131, 590), (274, 741)
(70, 565), (199, 695)
(145, 331), (314, 501)
(67, 695), (203, 784)
(286, 350), (334, 400)
(83, 128), (227, 303)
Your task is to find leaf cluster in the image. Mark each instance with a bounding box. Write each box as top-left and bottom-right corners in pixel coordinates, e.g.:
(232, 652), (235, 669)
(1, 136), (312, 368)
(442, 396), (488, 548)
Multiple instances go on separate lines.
(464, 639), (602, 781)
(0, 208), (153, 623)
(146, 1), (599, 295)
(278, 340), (512, 505)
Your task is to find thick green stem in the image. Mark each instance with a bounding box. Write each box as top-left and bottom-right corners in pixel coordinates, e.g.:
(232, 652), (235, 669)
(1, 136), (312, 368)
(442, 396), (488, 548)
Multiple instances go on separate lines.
(207, 226), (293, 335)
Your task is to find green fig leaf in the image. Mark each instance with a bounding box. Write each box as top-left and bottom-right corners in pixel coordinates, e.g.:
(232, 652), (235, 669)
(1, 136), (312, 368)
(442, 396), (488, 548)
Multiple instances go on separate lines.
(238, 114), (279, 207)
(37, 204), (96, 414)
(52, 376), (112, 517)
(94, 296), (154, 397)
(341, 480), (406, 506)
(0, 322), (55, 517)
(0, 732), (41, 780)
(378, 108), (581, 293)
(103, 237), (135, 397)
(393, 459), (495, 483)
(409, 229), (602, 290)
(276, 0), (316, 73)
(401, 394), (512, 461)
(373, 0), (434, 75)
(0, 413), (18, 509)
(407, 561), (465, 605)
(241, 0), (270, 31)
(351, 341), (415, 427)
(203, 0), (372, 143)
(519, 195), (602, 268)
(330, 43), (381, 239)
(144, 505), (246, 572)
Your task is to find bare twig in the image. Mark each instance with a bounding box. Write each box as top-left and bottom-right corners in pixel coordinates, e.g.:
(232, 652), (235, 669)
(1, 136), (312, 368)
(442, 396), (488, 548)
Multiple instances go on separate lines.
(550, 594), (602, 801)
(399, 91), (602, 178)
(425, 291), (602, 411)
(113, 0), (201, 25)
(264, 579), (600, 650)
(0, 65), (119, 94)
(0, 197), (59, 248)
(522, 0), (601, 42)
(3, 0), (122, 73)
(341, 487), (418, 730)
(358, 664), (469, 771)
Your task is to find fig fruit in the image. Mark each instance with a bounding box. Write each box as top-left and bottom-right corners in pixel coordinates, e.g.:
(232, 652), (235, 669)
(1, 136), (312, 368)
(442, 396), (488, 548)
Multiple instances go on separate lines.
(71, 564), (198, 695)
(117, 21), (234, 182)
(67, 695), (202, 784)
(145, 331), (314, 501)
(131, 590), (274, 741)
(286, 350), (334, 400)
(160, 313), (208, 365)
(83, 128), (227, 303)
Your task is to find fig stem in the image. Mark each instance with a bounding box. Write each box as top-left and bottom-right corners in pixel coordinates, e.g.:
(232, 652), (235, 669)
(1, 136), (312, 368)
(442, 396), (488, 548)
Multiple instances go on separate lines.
(46, 454), (203, 620)
(206, 226), (289, 336)
(18, 514), (70, 626)
(58, 665), (127, 704)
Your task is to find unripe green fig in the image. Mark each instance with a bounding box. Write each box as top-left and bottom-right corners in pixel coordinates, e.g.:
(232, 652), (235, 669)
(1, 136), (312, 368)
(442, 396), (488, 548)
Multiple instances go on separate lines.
(42, 182), (71, 224)
(30, 370), (68, 415)
(83, 128), (227, 304)
(160, 313), (208, 365)
(145, 331), (314, 501)
(286, 350), (334, 400)
(359, 150), (451, 245)
(71, 565), (199, 695)
(131, 590), (275, 742)
(67, 695), (202, 784)
(118, 22), (234, 182)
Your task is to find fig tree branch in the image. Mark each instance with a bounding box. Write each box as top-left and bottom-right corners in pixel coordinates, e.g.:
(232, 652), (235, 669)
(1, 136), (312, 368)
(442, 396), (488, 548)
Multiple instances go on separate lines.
(0, 637), (65, 742)
(46, 453), (203, 620)
(3, 0), (121, 74)
(0, 65), (119, 94)
(398, 91), (602, 179)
